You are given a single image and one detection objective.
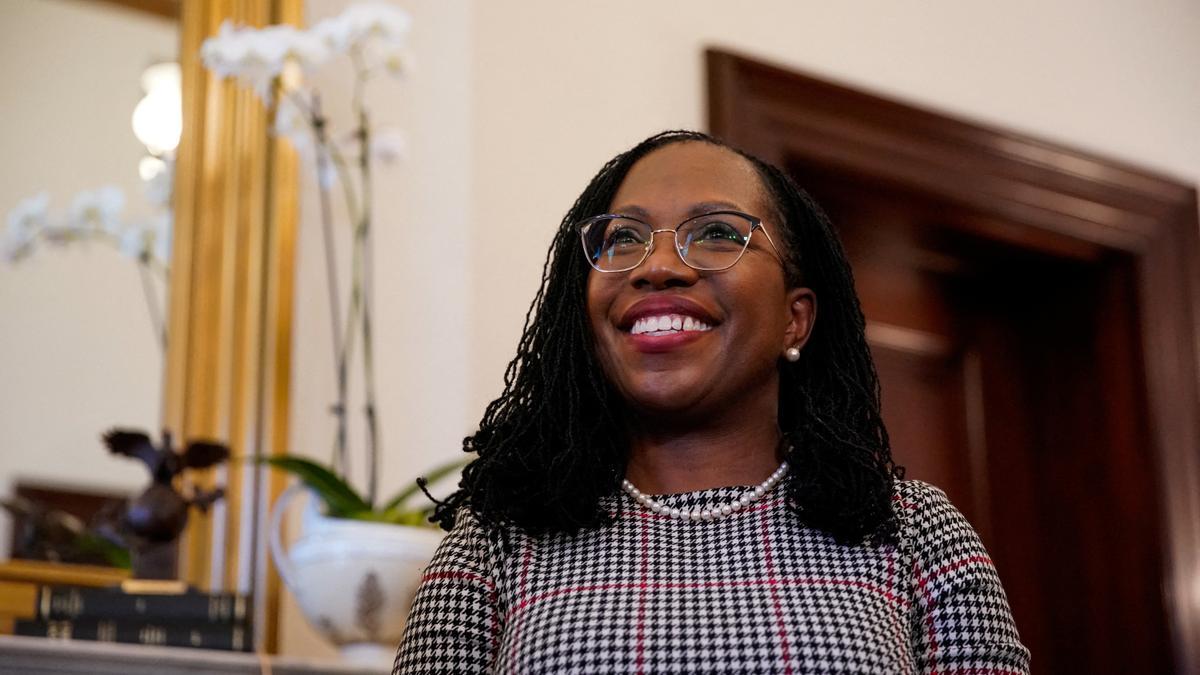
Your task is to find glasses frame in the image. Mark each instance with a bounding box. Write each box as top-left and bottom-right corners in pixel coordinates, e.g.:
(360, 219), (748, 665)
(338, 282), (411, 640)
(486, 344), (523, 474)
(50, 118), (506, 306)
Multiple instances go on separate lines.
(577, 210), (782, 274)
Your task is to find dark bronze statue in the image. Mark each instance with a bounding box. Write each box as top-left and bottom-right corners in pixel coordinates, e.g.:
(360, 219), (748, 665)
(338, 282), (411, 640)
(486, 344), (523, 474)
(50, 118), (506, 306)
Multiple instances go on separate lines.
(103, 429), (229, 579)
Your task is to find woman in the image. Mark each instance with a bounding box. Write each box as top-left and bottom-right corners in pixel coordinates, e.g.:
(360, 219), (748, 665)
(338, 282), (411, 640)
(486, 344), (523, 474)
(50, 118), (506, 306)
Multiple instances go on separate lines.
(394, 131), (1030, 674)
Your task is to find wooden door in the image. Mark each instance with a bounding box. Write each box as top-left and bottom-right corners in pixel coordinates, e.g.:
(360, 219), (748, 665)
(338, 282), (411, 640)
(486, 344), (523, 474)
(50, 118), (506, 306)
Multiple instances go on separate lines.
(709, 49), (1200, 673)
(795, 168), (1170, 672)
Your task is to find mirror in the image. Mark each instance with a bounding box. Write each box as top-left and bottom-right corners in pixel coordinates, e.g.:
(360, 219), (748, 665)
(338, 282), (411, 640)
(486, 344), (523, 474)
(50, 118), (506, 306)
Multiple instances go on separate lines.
(1, 0), (301, 645)
(0, 0), (179, 564)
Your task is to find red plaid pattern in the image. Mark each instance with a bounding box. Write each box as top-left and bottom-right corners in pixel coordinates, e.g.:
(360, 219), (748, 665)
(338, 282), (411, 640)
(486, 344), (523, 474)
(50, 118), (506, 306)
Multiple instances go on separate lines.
(394, 480), (1030, 674)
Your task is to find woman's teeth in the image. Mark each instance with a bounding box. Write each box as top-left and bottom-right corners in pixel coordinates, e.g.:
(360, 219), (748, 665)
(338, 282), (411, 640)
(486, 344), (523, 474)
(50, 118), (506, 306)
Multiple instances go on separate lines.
(629, 314), (713, 336)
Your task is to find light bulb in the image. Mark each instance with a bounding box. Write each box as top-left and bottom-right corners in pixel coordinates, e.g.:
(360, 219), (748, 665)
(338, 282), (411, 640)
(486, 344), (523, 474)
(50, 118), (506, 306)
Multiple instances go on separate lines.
(132, 62), (182, 156)
(139, 156), (166, 181)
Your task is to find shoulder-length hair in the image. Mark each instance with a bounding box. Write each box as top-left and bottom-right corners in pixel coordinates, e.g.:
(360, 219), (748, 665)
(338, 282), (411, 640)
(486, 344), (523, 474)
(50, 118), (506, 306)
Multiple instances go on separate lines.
(432, 130), (903, 545)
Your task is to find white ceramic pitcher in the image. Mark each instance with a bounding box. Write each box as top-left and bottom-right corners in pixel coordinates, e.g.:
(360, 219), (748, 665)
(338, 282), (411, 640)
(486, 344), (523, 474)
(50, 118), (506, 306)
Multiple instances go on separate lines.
(269, 484), (445, 666)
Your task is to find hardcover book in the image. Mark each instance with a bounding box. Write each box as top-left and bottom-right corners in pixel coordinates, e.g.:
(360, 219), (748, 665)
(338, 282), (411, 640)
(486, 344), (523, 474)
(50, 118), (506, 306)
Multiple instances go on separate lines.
(15, 617), (252, 652)
(37, 586), (250, 625)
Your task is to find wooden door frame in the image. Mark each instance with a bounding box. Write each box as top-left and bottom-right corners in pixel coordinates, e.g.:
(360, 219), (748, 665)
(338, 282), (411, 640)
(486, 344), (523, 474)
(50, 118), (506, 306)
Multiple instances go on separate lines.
(707, 48), (1200, 672)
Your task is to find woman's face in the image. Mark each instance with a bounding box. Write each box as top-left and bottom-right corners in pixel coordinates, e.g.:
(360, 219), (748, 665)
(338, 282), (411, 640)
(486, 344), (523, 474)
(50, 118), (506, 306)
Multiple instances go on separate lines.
(585, 142), (815, 422)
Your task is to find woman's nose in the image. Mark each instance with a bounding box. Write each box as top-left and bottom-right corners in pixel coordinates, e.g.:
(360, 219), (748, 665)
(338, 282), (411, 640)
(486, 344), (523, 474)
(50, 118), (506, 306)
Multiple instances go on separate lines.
(630, 230), (699, 289)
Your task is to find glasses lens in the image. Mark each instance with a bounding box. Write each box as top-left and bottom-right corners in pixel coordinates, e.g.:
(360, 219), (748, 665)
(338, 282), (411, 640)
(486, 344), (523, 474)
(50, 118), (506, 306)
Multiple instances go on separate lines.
(677, 212), (755, 270)
(581, 217), (651, 271)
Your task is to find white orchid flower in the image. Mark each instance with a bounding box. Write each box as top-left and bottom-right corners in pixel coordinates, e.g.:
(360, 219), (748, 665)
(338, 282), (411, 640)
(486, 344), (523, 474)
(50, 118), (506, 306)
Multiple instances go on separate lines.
(201, 22), (282, 101)
(151, 212), (173, 265)
(68, 186), (126, 236)
(202, 21), (331, 102)
(1, 239), (29, 263)
(41, 221), (79, 246)
(381, 45), (412, 78)
(1, 237), (31, 263)
(119, 224), (148, 260)
(317, 146), (339, 190)
(115, 212), (172, 264)
(201, 22), (258, 76)
(370, 128), (406, 164)
(314, 3), (412, 55)
(280, 26), (331, 72)
(127, 212), (175, 265)
(143, 158), (174, 209)
(3, 191), (49, 262)
(273, 94), (315, 157)
(6, 191), (49, 237)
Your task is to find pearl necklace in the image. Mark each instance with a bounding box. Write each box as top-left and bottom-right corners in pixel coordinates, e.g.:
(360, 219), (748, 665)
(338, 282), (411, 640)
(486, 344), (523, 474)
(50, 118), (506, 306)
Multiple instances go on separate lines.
(621, 461), (790, 522)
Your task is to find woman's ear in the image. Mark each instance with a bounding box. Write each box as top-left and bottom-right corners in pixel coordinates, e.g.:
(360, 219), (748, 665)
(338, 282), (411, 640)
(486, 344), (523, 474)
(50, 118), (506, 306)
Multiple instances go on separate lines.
(783, 287), (817, 352)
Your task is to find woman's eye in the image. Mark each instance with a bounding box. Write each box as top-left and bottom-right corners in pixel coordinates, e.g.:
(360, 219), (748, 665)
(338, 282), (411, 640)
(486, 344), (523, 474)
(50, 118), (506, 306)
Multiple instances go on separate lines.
(695, 222), (745, 243)
(607, 227), (646, 246)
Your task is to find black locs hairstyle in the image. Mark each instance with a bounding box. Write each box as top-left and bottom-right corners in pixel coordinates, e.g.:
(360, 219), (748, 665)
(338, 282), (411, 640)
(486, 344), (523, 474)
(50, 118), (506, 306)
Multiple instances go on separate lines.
(432, 130), (904, 545)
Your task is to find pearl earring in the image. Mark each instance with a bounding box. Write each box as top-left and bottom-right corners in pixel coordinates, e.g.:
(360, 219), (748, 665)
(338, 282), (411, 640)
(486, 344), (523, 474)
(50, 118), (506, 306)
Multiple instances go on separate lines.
(784, 346), (801, 362)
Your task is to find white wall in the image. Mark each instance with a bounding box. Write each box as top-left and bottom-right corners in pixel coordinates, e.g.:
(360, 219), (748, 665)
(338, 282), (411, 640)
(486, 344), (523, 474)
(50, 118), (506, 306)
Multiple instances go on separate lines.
(468, 0), (1200, 418)
(0, 0), (177, 553)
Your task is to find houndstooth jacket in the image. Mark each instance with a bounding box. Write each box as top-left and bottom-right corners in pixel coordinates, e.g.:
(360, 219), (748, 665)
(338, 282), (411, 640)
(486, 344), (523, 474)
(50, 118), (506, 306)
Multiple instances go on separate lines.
(393, 480), (1031, 674)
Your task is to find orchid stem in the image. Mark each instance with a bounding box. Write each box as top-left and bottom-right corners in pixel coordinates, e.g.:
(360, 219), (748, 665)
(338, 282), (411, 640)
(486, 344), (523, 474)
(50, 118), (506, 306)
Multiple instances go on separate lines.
(137, 258), (167, 352)
(350, 50), (381, 508)
(288, 49), (385, 505)
(359, 119), (380, 508)
(310, 94), (350, 477)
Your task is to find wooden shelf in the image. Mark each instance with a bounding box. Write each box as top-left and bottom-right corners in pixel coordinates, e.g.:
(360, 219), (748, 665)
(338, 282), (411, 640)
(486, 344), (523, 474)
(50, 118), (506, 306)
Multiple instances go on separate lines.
(0, 560), (128, 588)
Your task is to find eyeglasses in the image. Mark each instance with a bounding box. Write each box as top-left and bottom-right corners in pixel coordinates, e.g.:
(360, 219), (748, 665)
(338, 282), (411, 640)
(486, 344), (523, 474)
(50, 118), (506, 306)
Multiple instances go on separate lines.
(577, 210), (781, 273)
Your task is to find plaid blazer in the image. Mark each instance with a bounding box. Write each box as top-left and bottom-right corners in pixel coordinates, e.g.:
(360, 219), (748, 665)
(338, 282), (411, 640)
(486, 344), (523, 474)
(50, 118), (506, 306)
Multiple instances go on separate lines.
(393, 480), (1030, 674)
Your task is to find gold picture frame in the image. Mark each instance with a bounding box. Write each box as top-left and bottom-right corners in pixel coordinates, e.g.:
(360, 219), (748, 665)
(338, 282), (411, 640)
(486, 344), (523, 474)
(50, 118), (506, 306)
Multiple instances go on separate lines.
(165, 0), (302, 652)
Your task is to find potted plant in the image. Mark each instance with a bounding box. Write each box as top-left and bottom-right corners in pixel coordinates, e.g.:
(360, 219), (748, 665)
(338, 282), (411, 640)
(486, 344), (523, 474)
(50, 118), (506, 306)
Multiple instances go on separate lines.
(264, 455), (464, 665)
(202, 4), (465, 664)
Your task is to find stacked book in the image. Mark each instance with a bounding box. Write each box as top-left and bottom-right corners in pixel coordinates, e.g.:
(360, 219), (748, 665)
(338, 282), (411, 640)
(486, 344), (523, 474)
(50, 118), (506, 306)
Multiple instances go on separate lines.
(13, 584), (252, 652)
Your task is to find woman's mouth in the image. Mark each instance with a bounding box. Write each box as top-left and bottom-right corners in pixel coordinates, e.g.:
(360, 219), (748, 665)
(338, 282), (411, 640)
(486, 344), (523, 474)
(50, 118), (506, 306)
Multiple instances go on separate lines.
(629, 314), (713, 336)
(615, 298), (720, 353)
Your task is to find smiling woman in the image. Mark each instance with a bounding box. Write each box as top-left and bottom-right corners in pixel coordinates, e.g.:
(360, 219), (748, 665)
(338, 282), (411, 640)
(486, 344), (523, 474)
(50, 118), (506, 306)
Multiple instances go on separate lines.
(393, 131), (1031, 674)
(585, 143), (813, 484)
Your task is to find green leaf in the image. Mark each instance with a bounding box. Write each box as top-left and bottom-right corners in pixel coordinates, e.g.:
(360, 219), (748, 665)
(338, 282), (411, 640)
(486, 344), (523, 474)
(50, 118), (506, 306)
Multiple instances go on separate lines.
(74, 533), (131, 569)
(396, 510), (432, 526)
(380, 457), (470, 513)
(258, 456), (370, 516)
(343, 509), (391, 522)
(344, 508), (430, 527)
